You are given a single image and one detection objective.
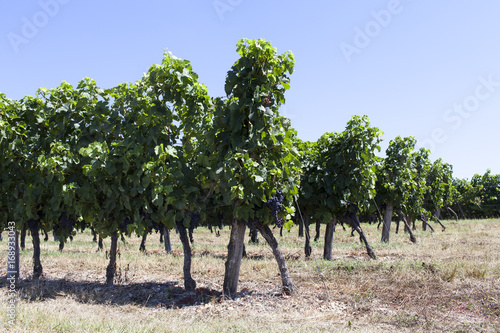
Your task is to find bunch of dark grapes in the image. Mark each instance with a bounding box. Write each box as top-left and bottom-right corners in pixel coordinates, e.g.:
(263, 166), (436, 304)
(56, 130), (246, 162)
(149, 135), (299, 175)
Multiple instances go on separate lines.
(188, 212), (201, 228)
(79, 220), (87, 232)
(60, 214), (76, 233)
(266, 190), (285, 227)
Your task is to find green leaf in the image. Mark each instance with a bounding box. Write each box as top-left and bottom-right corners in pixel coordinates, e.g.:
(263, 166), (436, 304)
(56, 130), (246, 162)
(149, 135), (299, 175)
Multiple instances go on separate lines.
(254, 175), (264, 182)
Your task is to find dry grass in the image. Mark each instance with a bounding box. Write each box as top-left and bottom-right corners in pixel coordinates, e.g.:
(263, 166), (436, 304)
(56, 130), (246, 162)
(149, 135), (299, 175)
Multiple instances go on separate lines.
(1, 219), (500, 332)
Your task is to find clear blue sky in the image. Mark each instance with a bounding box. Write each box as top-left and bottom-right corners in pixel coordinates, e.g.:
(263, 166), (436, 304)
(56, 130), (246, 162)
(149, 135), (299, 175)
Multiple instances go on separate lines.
(1, 0), (499, 179)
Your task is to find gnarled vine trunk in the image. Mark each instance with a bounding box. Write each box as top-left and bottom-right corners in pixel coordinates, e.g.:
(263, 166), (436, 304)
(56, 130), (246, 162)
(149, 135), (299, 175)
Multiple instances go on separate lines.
(139, 233), (147, 252)
(447, 206), (459, 222)
(303, 214), (312, 258)
(433, 215), (446, 231)
(249, 224), (259, 244)
(223, 219), (246, 297)
(381, 202), (393, 243)
(106, 232), (118, 285)
(340, 211), (377, 260)
(396, 211), (416, 243)
(419, 214), (435, 232)
(457, 203), (466, 220)
(28, 220), (43, 279)
(354, 226), (376, 259)
(20, 224), (27, 250)
(177, 221), (196, 291)
(98, 235), (103, 251)
(256, 223), (296, 294)
(323, 218), (335, 260)
(162, 226), (172, 254)
(314, 220), (321, 242)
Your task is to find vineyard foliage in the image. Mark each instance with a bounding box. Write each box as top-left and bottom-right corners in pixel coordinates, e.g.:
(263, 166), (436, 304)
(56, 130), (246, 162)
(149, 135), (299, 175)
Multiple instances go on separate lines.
(297, 115), (382, 224)
(208, 39), (301, 225)
(1, 38), (499, 288)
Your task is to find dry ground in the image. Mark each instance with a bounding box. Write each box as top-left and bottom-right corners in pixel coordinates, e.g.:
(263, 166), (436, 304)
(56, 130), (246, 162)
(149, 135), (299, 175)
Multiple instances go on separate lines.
(1, 219), (500, 332)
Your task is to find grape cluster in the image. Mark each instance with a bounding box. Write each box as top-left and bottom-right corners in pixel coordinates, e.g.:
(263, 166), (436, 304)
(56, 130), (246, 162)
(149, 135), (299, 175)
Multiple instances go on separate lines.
(266, 190), (285, 227)
(188, 211), (201, 228)
(60, 214), (76, 233)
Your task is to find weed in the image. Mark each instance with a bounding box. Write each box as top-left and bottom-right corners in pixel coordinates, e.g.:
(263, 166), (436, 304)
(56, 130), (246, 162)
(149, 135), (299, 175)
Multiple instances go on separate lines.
(441, 266), (458, 282)
(394, 313), (420, 327)
(466, 266), (487, 279)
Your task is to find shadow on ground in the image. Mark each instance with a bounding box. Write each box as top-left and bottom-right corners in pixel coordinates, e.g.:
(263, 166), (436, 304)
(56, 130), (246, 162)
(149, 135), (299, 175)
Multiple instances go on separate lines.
(0, 276), (244, 309)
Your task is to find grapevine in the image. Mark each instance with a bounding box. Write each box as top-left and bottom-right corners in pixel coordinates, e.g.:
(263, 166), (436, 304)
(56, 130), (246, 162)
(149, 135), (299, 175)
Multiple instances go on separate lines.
(265, 190), (285, 227)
